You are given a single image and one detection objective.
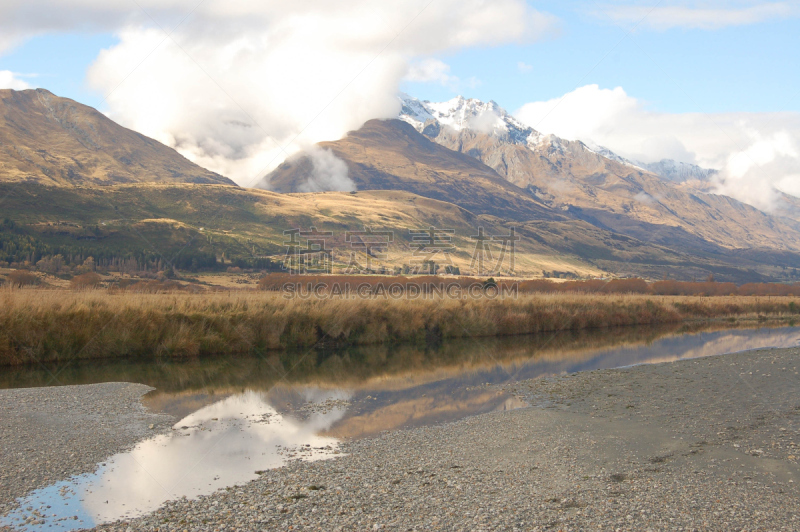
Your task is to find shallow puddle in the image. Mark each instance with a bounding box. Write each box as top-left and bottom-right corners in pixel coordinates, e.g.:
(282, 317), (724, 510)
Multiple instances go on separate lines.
(1, 391), (345, 531)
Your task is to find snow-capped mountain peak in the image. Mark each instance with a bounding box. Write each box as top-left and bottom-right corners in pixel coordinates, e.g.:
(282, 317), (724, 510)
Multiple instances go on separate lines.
(398, 93), (542, 146)
(397, 93), (719, 183)
(581, 142), (718, 180)
(640, 159), (718, 183)
(582, 141), (648, 172)
(398, 92), (435, 128)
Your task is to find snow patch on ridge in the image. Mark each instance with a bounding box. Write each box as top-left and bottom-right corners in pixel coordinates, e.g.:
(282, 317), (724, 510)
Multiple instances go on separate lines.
(398, 93), (543, 147)
(398, 93), (719, 182)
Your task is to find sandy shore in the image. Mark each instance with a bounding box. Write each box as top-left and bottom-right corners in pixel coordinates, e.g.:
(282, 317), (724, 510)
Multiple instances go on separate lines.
(2, 347), (800, 531)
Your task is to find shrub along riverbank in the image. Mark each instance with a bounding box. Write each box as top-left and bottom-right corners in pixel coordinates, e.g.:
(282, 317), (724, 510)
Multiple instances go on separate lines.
(1, 289), (799, 366)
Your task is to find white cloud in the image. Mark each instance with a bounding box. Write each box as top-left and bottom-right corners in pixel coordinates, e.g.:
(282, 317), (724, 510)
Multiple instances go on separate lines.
(0, 70), (31, 90)
(404, 59), (482, 92)
(469, 109), (507, 134)
(0, 0), (554, 186)
(777, 175), (800, 197)
(592, 1), (799, 31)
(515, 84), (800, 212)
(405, 59), (458, 87)
(633, 191), (656, 204)
(716, 129), (800, 209)
(296, 147), (356, 193)
(517, 61), (533, 73)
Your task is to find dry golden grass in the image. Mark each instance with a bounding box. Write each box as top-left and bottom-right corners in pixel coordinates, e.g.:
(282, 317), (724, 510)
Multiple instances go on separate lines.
(1, 288), (799, 366)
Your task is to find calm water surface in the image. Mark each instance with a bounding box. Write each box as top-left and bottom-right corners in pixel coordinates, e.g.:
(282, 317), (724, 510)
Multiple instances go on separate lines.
(3, 324), (800, 531)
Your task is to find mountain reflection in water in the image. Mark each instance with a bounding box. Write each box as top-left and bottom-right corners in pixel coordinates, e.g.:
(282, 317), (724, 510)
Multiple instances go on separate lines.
(3, 324), (800, 531)
(129, 325), (800, 437)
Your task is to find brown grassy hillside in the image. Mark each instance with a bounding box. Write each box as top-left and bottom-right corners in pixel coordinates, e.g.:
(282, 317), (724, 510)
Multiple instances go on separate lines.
(0, 89), (234, 186)
(6, 181), (788, 281)
(262, 119), (558, 222)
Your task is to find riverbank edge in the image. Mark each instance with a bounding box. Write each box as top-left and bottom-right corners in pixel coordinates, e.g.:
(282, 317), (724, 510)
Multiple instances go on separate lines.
(2, 344), (800, 531)
(0, 296), (800, 368)
(0, 383), (174, 521)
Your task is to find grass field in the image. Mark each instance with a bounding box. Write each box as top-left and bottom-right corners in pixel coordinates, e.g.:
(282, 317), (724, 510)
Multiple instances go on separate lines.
(2, 288), (799, 366)
(2, 182), (797, 283)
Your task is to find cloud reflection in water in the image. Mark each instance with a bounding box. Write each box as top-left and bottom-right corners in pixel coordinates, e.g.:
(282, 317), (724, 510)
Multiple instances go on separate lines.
(2, 390), (347, 531)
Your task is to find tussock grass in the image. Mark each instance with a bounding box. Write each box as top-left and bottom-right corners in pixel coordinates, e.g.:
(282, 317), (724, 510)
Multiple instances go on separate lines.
(1, 289), (799, 366)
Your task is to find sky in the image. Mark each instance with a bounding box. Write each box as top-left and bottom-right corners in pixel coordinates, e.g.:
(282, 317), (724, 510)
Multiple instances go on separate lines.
(0, 1), (798, 209)
(403, 3), (800, 116)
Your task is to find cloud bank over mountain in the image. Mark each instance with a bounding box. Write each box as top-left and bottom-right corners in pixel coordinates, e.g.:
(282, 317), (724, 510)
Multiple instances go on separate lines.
(2, 0), (795, 208)
(0, 0), (556, 187)
(515, 84), (800, 211)
(0, 70), (29, 90)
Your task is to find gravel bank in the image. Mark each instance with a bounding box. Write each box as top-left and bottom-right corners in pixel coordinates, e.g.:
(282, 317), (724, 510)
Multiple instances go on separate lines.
(3, 348), (799, 531)
(93, 347), (800, 531)
(0, 383), (172, 517)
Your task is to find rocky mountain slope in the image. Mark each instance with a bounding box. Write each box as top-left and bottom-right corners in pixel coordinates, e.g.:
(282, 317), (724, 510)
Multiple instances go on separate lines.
(398, 94), (800, 254)
(639, 159), (718, 184)
(0, 89), (234, 187)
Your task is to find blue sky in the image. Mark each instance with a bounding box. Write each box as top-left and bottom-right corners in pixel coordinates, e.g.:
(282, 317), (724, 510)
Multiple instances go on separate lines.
(0, 33), (118, 109)
(401, 3), (800, 114)
(2, 3), (797, 116)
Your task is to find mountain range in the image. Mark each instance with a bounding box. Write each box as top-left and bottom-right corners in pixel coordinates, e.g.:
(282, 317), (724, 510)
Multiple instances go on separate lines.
(391, 94), (800, 253)
(1, 88), (799, 282)
(400, 93), (718, 184)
